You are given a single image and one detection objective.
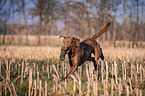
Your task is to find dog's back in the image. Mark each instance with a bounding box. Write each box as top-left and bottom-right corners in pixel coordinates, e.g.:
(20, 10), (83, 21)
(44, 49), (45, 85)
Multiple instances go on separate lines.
(81, 38), (104, 61)
(80, 22), (110, 61)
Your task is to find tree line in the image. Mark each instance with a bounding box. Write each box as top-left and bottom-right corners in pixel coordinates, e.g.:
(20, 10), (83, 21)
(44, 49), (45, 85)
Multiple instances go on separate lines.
(0, 0), (145, 47)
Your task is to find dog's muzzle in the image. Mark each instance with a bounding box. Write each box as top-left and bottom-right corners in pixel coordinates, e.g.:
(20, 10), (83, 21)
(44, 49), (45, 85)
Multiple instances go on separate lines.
(60, 49), (67, 61)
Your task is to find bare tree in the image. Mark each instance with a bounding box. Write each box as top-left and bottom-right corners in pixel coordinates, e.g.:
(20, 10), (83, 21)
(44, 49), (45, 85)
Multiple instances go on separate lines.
(121, 0), (126, 41)
(107, 0), (111, 42)
(96, 0), (108, 41)
(44, 0), (60, 35)
(135, 0), (139, 44)
(21, 0), (28, 45)
(0, 0), (144, 47)
(139, 0), (144, 46)
(113, 0), (119, 47)
(60, 0), (87, 37)
(85, 0), (91, 37)
(127, 0), (133, 42)
(30, 0), (47, 45)
(0, 0), (7, 44)
(2, 19), (7, 44)
(9, 0), (14, 45)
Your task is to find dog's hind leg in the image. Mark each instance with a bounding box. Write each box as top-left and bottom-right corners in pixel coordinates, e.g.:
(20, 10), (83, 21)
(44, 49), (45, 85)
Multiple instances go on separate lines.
(94, 44), (104, 61)
(87, 57), (97, 70)
(100, 48), (104, 60)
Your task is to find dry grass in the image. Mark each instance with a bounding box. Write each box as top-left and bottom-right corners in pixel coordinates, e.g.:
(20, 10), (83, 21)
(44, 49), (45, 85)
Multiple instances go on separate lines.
(102, 46), (145, 62)
(0, 46), (61, 60)
(0, 45), (145, 95)
(0, 35), (63, 46)
(0, 45), (144, 62)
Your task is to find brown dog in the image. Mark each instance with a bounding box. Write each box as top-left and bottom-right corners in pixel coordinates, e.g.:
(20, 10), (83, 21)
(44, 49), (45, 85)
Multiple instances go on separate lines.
(60, 22), (110, 79)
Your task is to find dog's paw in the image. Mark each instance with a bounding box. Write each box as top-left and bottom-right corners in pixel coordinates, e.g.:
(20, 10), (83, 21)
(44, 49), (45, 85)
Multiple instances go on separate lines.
(101, 55), (104, 60)
(59, 77), (65, 81)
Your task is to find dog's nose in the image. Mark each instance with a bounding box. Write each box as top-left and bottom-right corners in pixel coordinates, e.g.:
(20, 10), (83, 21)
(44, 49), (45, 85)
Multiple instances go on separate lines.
(61, 46), (68, 50)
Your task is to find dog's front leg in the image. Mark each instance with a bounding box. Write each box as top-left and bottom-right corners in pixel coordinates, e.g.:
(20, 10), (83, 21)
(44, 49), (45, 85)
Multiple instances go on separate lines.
(64, 65), (77, 79)
(64, 55), (79, 79)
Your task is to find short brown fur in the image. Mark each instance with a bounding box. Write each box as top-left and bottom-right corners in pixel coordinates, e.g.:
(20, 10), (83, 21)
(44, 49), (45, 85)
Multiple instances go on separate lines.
(60, 22), (110, 79)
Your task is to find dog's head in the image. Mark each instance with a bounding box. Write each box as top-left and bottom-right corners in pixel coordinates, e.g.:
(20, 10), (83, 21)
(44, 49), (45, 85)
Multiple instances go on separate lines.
(59, 35), (80, 61)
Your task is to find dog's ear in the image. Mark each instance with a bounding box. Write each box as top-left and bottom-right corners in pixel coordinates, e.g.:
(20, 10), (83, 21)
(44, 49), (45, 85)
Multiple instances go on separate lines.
(59, 35), (66, 39)
(72, 37), (80, 46)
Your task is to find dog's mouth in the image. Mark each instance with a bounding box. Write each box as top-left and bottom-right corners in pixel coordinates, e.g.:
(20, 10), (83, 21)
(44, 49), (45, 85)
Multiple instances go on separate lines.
(66, 50), (70, 54)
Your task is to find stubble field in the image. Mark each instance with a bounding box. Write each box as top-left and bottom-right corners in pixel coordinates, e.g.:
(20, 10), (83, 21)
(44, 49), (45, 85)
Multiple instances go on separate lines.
(0, 45), (145, 95)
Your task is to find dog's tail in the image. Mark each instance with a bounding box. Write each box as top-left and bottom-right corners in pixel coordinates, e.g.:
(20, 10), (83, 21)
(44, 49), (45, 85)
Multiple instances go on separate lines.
(91, 22), (111, 40)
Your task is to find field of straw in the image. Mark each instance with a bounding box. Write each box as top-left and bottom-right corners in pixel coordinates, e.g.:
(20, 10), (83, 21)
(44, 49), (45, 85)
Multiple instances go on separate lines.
(0, 45), (145, 96)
